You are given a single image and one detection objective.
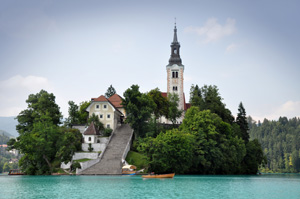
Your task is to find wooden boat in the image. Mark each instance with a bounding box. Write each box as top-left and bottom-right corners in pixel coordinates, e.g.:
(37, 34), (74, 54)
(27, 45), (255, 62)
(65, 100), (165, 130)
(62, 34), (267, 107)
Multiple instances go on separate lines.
(122, 165), (136, 175)
(8, 169), (24, 175)
(142, 173), (175, 178)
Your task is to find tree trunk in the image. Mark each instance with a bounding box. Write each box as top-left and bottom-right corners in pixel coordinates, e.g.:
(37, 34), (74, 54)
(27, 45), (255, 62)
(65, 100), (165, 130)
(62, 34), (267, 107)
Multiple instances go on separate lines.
(43, 154), (52, 174)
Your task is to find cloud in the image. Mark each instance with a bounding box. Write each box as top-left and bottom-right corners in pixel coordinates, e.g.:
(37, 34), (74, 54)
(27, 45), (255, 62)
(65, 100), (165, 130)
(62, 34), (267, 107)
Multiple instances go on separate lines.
(251, 100), (300, 122)
(0, 75), (53, 116)
(0, 75), (51, 91)
(226, 43), (238, 52)
(185, 18), (236, 43)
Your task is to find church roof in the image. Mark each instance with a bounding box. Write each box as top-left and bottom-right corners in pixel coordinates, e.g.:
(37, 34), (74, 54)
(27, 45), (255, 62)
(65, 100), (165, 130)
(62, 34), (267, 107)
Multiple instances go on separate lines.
(84, 122), (100, 136)
(108, 94), (123, 108)
(168, 24), (183, 66)
(92, 95), (108, 102)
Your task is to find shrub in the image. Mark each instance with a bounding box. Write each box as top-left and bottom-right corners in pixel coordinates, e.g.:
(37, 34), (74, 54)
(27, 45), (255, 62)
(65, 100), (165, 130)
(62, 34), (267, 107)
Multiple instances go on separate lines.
(88, 143), (94, 152)
(103, 128), (113, 137)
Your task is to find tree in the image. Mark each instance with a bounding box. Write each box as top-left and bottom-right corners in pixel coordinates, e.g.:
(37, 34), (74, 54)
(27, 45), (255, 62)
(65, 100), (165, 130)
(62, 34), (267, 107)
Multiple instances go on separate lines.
(147, 88), (169, 119)
(122, 85), (155, 138)
(189, 85), (234, 124)
(236, 102), (249, 143)
(180, 107), (246, 174)
(87, 113), (104, 131)
(138, 129), (195, 174)
(7, 90), (82, 175)
(241, 139), (266, 174)
(105, 85), (116, 98)
(15, 115), (61, 174)
(65, 101), (80, 127)
(189, 84), (203, 107)
(16, 90), (62, 134)
(167, 93), (183, 125)
(56, 128), (82, 164)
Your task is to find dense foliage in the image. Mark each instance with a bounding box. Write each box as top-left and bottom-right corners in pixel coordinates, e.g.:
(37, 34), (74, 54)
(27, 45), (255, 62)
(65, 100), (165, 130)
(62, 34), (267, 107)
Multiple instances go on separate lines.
(7, 90), (82, 175)
(133, 85), (265, 174)
(122, 85), (182, 138)
(138, 107), (264, 174)
(190, 84), (234, 124)
(105, 85), (117, 98)
(122, 85), (156, 138)
(249, 116), (300, 173)
(65, 101), (91, 126)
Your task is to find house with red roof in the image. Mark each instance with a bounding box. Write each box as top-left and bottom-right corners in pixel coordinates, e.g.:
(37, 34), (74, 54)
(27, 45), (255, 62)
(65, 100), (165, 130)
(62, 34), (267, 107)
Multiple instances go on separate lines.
(86, 94), (124, 131)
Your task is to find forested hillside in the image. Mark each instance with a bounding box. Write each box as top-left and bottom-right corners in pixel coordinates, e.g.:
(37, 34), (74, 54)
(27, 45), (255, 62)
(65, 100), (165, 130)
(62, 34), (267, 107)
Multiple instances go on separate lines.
(248, 116), (300, 173)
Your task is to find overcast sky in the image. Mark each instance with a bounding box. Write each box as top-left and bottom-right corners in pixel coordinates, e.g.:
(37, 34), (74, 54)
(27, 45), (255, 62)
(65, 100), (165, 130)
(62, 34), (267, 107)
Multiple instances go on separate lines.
(0, 0), (299, 122)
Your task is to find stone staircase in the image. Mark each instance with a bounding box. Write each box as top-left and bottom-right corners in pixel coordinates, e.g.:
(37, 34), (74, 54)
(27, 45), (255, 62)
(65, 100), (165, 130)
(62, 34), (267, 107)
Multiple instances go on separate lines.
(79, 124), (133, 175)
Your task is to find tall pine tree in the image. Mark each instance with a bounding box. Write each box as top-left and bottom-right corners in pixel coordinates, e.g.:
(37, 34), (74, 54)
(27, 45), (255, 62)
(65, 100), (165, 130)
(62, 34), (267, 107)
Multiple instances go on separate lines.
(105, 85), (116, 98)
(236, 102), (249, 143)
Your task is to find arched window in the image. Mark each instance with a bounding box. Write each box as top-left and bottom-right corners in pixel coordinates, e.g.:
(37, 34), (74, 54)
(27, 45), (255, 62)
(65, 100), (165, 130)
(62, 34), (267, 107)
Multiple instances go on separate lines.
(88, 137), (91, 141)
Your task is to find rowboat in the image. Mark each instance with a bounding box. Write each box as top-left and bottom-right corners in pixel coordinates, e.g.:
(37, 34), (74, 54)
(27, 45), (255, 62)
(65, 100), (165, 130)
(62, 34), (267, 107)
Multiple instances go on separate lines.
(8, 169), (24, 175)
(142, 173), (175, 178)
(122, 165), (136, 175)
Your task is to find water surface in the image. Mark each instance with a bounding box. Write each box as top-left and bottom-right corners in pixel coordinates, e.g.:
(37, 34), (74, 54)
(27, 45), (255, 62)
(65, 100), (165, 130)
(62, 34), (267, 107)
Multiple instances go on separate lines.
(1, 174), (300, 199)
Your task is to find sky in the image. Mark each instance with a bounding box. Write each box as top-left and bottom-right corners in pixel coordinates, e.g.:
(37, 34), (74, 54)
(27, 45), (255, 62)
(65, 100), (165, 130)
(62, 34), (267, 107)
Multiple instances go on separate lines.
(0, 0), (299, 122)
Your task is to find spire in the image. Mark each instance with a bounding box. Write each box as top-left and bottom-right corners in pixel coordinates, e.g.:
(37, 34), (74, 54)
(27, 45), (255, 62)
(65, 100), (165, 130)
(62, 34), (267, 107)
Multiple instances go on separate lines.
(173, 19), (178, 44)
(168, 20), (182, 66)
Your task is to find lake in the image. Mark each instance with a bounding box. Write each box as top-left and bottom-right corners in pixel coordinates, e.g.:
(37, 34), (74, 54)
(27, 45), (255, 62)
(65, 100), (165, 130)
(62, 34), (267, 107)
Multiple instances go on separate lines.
(0, 174), (300, 199)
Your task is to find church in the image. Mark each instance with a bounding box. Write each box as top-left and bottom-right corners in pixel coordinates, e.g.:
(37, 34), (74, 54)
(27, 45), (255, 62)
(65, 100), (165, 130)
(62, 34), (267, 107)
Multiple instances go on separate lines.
(84, 23), (190, 131)
(159, 23), (190, 124)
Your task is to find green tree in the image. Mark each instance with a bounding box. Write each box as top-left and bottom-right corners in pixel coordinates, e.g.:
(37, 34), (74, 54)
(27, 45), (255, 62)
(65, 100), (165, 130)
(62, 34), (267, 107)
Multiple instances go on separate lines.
(87, 113), (104, 131)
(148, 88), (169, 119)
(65, 101), (80, 127)
(56, 128), (82, 164)
(105, 85), (116, 98)
(236, 102), (249, 143)
(7, 90), (83, 175)
(241, 139), (266, 174)
(167, 93), (183, 125)
(189, 85), (234, 124)
(180, 107), (246, 174)
(138, 129), (195, 174)
(3, 162), (11, 172)
(122, 85), (155, 138)
(16, 90), (62, 133)
(78, 101), (91, 124)
(189, 84), (203, 107)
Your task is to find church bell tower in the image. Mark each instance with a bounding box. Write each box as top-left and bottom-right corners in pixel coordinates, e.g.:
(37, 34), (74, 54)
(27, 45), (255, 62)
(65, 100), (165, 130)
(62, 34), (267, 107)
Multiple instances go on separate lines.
(166, 23), (185, 112)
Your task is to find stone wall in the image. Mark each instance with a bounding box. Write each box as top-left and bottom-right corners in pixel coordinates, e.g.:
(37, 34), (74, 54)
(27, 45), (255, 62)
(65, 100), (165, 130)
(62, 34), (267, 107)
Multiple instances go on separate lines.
(82, 143), (106, 152)
(73, 152), (99, 160)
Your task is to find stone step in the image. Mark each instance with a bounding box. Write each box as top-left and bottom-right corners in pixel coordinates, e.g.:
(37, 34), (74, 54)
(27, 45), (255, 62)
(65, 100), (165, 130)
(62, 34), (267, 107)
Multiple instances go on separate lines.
(79, 124), (133, 175)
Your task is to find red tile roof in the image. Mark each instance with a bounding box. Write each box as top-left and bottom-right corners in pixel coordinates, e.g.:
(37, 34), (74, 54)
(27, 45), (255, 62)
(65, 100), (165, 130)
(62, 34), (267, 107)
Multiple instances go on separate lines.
(92, 95), (108, 102)
(161, 92), (168, 98)
(84, 122), (100, 135)
(108, 94), (123, 108)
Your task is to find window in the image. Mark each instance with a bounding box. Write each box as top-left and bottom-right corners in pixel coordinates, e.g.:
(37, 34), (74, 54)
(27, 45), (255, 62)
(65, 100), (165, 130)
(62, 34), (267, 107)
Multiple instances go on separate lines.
(107, 114), (111, 119)
(173, 86), (178, 91)
(88, 137), (91, 141)
(100, 114), (103, 119)
(96, 104), (100, 109)
(172, 71), (178, 78)
(103, 104), (107, 109)
(107, 124), (110, 128)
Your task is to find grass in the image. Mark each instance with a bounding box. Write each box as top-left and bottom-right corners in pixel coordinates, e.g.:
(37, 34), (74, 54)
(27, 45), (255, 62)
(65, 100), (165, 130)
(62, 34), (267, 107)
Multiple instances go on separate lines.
(125, 151), (149, 170)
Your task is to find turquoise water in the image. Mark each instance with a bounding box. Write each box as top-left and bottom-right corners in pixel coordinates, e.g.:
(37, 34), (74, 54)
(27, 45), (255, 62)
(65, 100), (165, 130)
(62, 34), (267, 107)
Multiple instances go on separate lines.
(1, 174), (300, 199)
